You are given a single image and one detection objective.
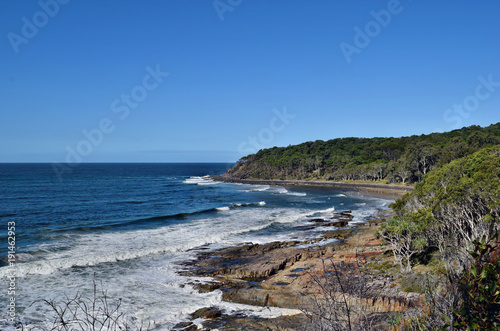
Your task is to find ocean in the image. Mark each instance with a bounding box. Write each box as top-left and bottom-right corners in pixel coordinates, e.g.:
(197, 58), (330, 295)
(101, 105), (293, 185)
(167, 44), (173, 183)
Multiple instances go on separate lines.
(0, 163), (393, 330)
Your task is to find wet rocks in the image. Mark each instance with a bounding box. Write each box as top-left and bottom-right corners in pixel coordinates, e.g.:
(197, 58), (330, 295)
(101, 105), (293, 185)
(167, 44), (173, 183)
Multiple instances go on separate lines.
(296, 212), (351, 231)
(173, 313), (308, 331)
(190, 306), (223, 319)
(175, 207), (424, 329)
(171, 321), (199, 331)
(183, 241), (308, 280)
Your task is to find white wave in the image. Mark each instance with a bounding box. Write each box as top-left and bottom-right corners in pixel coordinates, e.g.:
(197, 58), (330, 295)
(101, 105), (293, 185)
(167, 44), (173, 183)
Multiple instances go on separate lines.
(334, 194), (346, 197)
(183, 176), (218, 185)
(276, 187), (288, 194)
(241, 185), (270, 192)
(264, 205), (340, 228)
(293, 238), (340, 249)
(0, 230), (227, 277)
(288, 192), (307, 196)
(217, 301), (301, 318)
(270, 187), (307, 197)
(240, 185), (306, 197)
(15, 253), (37, 262)
(0, 204), (284, 279)
(321, 206), (336, 214)
(270, 206), (334, 225)
(349, 197), (392, 224)
(233, 201), (266, 208)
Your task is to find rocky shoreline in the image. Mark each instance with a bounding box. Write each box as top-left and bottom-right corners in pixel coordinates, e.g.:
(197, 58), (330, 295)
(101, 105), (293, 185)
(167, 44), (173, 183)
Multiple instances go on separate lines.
(211, 176), (413, 197)
(173, 207), (423, 330)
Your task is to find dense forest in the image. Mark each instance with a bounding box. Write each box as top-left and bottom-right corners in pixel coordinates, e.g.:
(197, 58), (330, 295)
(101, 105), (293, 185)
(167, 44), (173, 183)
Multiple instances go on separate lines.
(225, 122), (500, 183)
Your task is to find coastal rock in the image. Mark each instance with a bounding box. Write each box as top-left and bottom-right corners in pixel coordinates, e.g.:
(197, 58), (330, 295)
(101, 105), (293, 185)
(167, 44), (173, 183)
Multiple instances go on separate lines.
(222, 284), (303, 309)
(318, 220), (349, 227)
(222, 287), (270, 307)
(322, 229), (353, 240)
(190, 306), (223, 319)
(296, 213), (352, 231)
(171, 321), (199, 331)
(188, 280), (223, 293)
(367, 294), (422, 312)
(184, 241), (308, 280)
(176, 208), (426, 329)
(201, 314), (308, 331)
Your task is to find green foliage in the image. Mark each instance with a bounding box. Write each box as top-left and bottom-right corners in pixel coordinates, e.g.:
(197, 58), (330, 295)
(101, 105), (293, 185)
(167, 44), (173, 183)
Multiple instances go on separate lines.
(367, 260), (396, 274)
(412, 246), (440, 266)
(380, 217), (428, 272)
(382, 217), (426, 239)
(394, 271), (428, 294)
(453, 226), (500, 330)
(226, 122), (500, 183)
(392, 145), (500, 249)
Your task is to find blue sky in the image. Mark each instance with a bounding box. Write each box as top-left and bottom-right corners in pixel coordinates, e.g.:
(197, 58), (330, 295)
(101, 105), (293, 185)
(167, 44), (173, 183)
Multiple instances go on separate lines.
(1, 0), (499, 163)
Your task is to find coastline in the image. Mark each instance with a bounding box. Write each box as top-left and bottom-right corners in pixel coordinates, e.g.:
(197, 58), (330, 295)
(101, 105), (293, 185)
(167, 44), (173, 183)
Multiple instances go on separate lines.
(212, 175), (413, 197)
(174, 204), (422, 330)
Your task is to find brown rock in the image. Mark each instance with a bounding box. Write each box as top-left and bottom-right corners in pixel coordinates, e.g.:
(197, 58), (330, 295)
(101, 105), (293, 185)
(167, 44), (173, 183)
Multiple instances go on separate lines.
(190, 306), (223, 319)
(171, 321), (199, 331)
(318, 220), (349, 227)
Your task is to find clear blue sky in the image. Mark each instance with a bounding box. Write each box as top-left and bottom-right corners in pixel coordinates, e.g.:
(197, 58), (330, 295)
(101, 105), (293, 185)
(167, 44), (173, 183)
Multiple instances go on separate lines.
(1, 0), (499, 163)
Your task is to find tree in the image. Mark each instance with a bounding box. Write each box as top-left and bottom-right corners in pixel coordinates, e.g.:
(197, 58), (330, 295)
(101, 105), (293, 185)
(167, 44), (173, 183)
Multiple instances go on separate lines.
(453, 223), (500, 330)
(394, 158), (411, 184)
(417, 142), (439, 176)
(300, 259), (377, 330)
(380, 217), (427, 273)
(31, 277), (153, 331)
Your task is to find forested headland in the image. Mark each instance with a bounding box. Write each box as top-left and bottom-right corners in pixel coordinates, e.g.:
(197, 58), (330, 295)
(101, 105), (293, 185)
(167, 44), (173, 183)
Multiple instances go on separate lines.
(225, 122), (500, 184)
(223, 122), (500, 329)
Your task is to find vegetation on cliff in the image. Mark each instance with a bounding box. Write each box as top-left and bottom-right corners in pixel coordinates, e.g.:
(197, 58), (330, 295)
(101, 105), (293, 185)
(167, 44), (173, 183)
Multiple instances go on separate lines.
(386, 145), (500, 271)
(226, 122), (500, 183)
(381, 145), (500, 329)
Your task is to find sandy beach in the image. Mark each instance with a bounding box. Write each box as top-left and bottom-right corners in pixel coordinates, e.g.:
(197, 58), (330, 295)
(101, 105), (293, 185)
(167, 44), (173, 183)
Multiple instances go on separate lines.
(212, 176), (414, 197)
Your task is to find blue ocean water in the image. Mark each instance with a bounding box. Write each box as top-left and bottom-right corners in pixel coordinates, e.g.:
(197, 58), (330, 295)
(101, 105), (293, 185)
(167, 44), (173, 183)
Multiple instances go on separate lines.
(0, 163), (392, 329)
